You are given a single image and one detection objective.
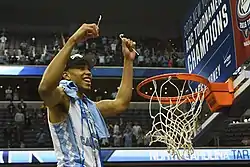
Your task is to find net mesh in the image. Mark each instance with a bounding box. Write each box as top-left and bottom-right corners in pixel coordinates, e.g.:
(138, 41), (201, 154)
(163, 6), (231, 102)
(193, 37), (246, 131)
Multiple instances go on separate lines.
(147, 76), (207, 159)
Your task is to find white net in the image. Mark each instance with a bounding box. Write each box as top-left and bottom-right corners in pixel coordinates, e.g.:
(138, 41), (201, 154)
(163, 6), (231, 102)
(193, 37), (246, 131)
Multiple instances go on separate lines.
(147, 76), (207, 159)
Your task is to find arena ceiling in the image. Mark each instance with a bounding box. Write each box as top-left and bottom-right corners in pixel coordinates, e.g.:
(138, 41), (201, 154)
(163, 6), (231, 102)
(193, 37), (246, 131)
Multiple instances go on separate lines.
(0, 0), (198, 39)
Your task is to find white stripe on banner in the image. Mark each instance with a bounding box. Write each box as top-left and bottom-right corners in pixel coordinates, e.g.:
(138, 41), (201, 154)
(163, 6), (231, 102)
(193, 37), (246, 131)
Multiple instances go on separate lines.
(107, 149), (250, 161)
(0, 148), (250, 163)
(0, 66), (24, 75)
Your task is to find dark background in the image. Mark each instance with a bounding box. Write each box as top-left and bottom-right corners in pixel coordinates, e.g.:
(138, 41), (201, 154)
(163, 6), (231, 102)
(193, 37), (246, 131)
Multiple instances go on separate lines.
(0, 0), (200, 39)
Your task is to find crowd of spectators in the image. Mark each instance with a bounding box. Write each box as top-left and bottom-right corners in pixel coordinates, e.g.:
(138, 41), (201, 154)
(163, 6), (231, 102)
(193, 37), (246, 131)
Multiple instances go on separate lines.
(1, 85), (49, 148)
(1, 99), (154, 148)
(2, 99), (34, 148)
(0, 32), (185, 68)
(102, 120), (151, 148)
(1, 85), (155, 148)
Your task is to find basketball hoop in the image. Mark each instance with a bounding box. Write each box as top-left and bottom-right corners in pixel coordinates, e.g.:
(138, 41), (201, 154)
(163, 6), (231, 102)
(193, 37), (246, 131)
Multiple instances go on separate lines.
(136, 73), (234, 159)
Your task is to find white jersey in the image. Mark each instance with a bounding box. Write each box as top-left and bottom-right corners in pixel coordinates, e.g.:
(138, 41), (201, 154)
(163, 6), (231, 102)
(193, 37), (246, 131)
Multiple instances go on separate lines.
(48, 99), (102, 167)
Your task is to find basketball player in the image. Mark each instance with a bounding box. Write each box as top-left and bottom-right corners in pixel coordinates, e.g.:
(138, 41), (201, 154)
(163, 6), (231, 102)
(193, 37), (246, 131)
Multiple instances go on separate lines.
(38, 23), (135, 167)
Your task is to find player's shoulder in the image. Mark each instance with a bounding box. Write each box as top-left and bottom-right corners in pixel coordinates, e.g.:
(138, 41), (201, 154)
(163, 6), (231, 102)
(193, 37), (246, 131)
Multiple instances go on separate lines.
(47, 87), (70, 123)
(48, 87), (70, 112)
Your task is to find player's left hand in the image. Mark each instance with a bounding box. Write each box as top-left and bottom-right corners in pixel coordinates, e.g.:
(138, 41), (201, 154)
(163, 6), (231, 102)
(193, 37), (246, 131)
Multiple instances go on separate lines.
(121, 37), (136, 61)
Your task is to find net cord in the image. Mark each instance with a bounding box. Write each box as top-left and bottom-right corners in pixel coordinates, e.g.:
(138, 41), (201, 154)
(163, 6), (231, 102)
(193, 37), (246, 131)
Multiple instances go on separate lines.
(146, 77), (207, 159)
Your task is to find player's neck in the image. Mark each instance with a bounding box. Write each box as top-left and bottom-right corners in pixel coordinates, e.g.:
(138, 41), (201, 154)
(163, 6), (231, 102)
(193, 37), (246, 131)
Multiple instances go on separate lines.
(77, 91), (86, 99)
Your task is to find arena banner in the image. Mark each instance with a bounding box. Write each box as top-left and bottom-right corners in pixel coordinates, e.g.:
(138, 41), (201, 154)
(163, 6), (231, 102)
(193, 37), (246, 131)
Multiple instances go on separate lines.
(183, 0), (236, 82)
(0, 66), (185, 77)
(231, 0), (250, 67)
(0, 148), (250, 163)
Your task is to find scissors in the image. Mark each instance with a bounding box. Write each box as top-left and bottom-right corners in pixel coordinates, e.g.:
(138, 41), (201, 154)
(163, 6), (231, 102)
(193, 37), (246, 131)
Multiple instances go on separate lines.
(119, 34), (139, 55)
(97, 15), (102, 27)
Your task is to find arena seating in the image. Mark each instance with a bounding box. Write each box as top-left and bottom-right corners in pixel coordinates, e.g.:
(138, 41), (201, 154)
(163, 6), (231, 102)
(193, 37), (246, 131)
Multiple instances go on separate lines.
(0, 34), (185, 68)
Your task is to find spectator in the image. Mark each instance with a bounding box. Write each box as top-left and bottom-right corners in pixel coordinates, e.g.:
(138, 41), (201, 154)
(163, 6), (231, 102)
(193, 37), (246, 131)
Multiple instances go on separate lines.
(157, 52), (165, 66)
(102, 36), (107, 45)
(151, 54), (157, 66)
(20, 41), (28, 55)
(137, 130), (144, 147)
(108, 123), (113, 134)
(119, 118), (125, 132)
(144, 132), (151, 146)
(98, 53), (105, 65)
(5, 86), (12, 100)
(113, 132), (122, 147)
(17, 99), (27, 123)
(13, 89), (19, 101)
(132, 132), (137, 147)
(37, 103), (46, 118)
(144, 56), (151, 66)
(20, 141), (25, 148)
(113, 122), (120, 135)
(110, 40), (117, 54)
(7, 100), (15, 118)
(124, 122), (133, 135)
(132, 122), (142, 139)
(0, 52), (6, 64)
(71, 47), (79, 55)
(101, 137), (109, 147)
(168, 57), (173, 67)
(36, 128), (46, 148)
(123, 129), (132, 147)
(144, 48), (150, 57)
(14, 109), (25, 128)
(136, 45), (142, 55)
(106, 52), (114, 65)
(107, 123), (113, 146)
(0, 33), (7, 51)
(42, 109), (47, 125)
(137, 54), (144, 66)
(85, 41), (89, 50)
(25, 109), (32, 127)
(10, 125), (24, 148)
(242, 137), (250, 146)
(53, 36), (60, 52)
(3, 123), (12, 148)
(4, 48), (8, 57)
(90, 42), (96, 51)
(111, 91), (117, 99)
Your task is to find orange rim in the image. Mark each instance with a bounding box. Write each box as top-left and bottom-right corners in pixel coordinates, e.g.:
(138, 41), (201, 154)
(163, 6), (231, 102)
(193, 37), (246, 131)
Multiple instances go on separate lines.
(136, 73), (211, 104)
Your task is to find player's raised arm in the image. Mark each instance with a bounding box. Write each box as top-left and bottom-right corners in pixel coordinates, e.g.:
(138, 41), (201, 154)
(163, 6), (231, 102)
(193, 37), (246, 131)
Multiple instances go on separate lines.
(38, 23), (99, 107)
(96, 37), (136, 116)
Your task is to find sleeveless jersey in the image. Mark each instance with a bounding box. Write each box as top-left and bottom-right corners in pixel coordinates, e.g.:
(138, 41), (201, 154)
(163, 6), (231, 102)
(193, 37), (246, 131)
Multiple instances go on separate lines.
(48, 99), (102, 167)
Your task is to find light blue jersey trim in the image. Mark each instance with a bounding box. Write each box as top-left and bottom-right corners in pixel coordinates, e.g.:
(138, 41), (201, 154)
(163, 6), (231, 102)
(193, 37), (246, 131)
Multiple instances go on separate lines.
(52, 123), (69, 165)
(52, 117), (83, 166)
(68, 115), (83, 164)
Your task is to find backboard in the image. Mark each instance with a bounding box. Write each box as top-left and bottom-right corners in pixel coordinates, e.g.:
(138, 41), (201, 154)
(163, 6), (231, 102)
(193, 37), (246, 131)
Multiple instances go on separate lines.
(183, 0), (250, 145)
(194, 68), (250, 145)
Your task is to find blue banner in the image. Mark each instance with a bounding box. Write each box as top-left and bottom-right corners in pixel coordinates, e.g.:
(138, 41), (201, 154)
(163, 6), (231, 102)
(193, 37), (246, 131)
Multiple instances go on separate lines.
(183, 0), (236, 82)
(0, 148), (250, 163)
(0, 66), (185, 78)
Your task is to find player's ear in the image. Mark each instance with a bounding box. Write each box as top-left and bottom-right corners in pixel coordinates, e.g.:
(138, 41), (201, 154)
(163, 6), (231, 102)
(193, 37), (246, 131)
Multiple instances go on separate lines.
(62, 71), (70, 80)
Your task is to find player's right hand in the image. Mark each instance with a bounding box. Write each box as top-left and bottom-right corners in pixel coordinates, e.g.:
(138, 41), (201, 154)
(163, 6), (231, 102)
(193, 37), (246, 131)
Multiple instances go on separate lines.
(70, 23), (99, 43)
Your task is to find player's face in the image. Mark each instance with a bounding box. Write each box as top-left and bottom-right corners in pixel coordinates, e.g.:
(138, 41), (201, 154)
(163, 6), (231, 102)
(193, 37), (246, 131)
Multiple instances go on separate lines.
(66, 65), (92, 92)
